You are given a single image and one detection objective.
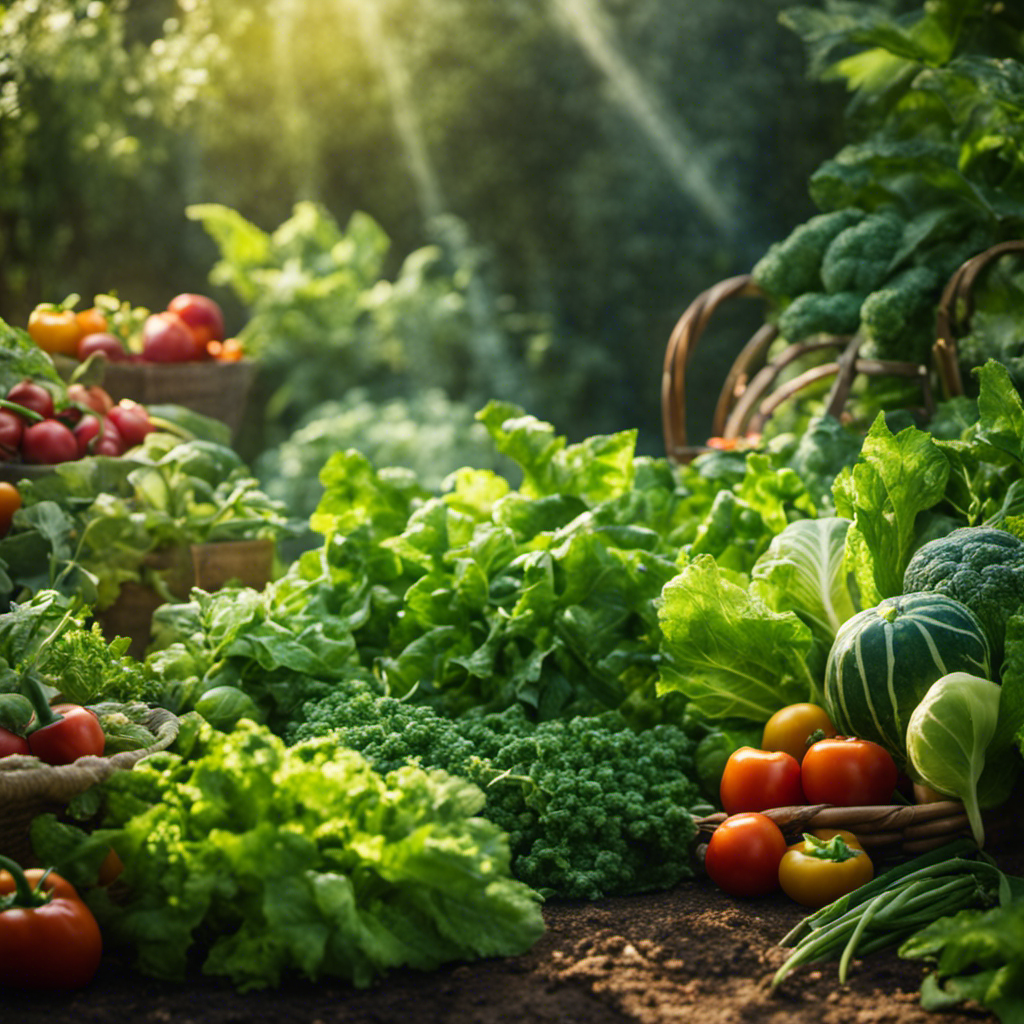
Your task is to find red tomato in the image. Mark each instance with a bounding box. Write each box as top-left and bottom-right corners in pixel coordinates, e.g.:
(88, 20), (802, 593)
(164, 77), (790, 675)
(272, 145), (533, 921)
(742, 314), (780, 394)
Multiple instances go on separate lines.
(0, 865), (103, 988)
(800, 736), (899, 807)
(77, 331), (128, 363)
(27, 705), (105, 765)
(168, 292), (224, 346)
(20, 419), (79, 465)
(107, 401), (154, 447)
(719, 746), (805, 814)
(142, 311), (205, 362)
(0, 481), (21, 536)
(6, 380), (55, 420)
(762, 703), (837, 764)
(704, 812), (788, 897)
(0, 725), (29, 756)
(0, 410), (24, 458)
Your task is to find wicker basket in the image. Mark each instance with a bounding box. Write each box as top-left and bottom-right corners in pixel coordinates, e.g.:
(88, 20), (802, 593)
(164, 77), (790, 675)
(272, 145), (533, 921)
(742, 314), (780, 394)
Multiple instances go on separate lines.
(98, 359), (258, 437)
(693, 797), (1020, 858)
(0, 706), (180, 865)
(660, 241), (1024, 464)
(95, 538), (276, 659)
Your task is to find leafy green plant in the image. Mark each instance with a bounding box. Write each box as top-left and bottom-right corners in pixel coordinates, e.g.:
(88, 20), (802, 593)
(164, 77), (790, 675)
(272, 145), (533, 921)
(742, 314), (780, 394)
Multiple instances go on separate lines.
(0, 433), (298, 610)
(39, 719), (545, 990)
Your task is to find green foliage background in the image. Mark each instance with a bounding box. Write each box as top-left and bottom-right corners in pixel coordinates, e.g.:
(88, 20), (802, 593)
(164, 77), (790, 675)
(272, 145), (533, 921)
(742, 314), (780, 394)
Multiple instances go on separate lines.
(0, 0), (845, 454)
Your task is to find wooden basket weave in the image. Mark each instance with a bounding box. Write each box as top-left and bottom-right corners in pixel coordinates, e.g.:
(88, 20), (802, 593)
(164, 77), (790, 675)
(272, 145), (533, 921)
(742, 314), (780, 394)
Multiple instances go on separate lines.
(661, 241), (1024, 464)
(0, 706), (180, 865)
(693, 798), (1016, 858)
(99, 359), (258, 437)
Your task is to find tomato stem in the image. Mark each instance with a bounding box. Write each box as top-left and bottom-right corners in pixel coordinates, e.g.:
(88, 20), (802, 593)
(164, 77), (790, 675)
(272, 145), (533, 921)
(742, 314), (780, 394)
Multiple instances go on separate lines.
(0, 854), (51, 908)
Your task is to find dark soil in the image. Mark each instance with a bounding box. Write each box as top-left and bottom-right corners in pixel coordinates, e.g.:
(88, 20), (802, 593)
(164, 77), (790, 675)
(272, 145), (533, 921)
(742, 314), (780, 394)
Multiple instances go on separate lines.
(8, 844), (1019, 1024)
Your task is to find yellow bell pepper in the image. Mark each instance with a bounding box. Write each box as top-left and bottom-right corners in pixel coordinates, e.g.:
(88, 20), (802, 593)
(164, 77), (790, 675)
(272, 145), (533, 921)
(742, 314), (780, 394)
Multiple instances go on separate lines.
(778, 828), (874, 908)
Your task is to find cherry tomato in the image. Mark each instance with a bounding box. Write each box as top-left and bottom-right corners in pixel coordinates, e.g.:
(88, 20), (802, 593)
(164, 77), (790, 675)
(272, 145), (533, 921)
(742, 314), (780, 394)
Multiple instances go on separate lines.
(107, 400), (154, 447)
(704, 812), (788, 897)
(0, 411), (24, 459)
(800, 736), (899, 807)
(778, 828), (874, 908)
(0, 481), (21, 537)
(762, 703), (837, 764)
(20, 419), (80, 465)
(27, 305), (82, 357)
(0, 862), (103, 988)
(208, 336), (244, 362)
(26, 704), (105, 765)
(0, 725), (29, 757)
(719, 746), (804, 814)
(6, 380), (55, 420)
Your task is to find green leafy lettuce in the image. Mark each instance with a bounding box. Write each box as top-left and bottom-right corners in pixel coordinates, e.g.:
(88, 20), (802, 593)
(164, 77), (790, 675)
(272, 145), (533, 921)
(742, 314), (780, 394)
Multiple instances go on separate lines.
(74, 720), (544, 990)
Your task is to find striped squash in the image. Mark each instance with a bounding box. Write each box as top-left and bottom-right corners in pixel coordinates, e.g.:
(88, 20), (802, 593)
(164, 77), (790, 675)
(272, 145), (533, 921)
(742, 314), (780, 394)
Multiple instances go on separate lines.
(824, 592), (991, 767)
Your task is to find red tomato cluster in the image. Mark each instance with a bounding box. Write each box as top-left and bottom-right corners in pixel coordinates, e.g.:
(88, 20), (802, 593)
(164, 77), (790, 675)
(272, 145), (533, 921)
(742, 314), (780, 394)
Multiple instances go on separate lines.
(704, 704), (898, 900)
(28, 293), (242, 364)
(0, 378), (154, 470)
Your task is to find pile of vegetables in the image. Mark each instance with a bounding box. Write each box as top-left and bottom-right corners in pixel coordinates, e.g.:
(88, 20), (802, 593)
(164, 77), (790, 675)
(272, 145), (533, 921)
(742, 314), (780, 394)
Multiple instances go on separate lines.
(4, 2), (1024, 1016)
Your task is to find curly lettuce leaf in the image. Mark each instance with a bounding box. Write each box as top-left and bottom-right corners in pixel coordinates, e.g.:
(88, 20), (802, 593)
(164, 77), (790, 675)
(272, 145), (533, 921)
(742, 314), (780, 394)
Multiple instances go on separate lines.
(657, 554), (822, 722)
(832, 413), (950, 605)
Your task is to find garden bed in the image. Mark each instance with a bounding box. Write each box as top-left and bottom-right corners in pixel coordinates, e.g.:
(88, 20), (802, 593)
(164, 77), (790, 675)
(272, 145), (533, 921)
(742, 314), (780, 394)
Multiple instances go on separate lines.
(10, 849), (1020, 1024)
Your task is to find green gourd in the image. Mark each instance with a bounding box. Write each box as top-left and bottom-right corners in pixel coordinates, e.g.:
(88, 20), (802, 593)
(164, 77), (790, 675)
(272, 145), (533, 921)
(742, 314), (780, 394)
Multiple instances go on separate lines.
(824, 592), (991, 768)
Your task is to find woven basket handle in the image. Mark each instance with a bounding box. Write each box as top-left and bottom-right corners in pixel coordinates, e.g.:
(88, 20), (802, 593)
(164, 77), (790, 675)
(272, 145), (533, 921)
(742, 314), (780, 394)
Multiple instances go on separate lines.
(934, 240), (1024, 398)
(661, 275), (773, 463)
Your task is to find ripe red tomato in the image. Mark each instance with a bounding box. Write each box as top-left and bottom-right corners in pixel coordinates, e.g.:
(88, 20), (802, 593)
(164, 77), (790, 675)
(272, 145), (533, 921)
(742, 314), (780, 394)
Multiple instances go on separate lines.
(0, 481), (21, 536)
(719, 746), (805, 814)
(142, 311), (205, 362)
(762, 703), (836, 764)
(6, 380), (55, 420)
(800, 736), (899, 807)
(77, 331), (128, 363)
(20, 419), (80, 465)
(27, 305), (82, 357)
(107, 401), (154, 447)
(27, 704), (105, 765)
(0, 410), (24, 458)
(168, 292), (224, 346)
(0, 725), (29, 756)
(704, 812), (788, 897)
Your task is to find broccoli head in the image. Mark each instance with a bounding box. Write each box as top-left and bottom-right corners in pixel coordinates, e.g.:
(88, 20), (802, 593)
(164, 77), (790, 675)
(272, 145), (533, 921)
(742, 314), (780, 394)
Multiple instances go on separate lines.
(903, 525), (1024, 672)
(751, 208), (867, 302)
(820, 209), (905, 295)
(777, 289), (865, 342)
(859, 264), (942, 362)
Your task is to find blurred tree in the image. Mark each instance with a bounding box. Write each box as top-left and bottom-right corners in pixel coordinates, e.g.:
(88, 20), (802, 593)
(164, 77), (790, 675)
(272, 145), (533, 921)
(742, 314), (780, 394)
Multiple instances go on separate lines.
(1, 0), (846, 453)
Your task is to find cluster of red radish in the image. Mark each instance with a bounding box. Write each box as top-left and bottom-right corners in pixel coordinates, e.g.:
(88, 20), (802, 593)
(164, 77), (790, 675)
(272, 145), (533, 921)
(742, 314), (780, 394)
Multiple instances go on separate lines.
(0, 380), (154, 465)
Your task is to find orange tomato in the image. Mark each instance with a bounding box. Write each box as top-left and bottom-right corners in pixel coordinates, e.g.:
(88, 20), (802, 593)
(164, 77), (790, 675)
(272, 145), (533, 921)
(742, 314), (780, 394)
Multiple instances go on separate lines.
(0, 482), (20, 536)
(75, 307), (108, 337)
(209, 337), (244, 362)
